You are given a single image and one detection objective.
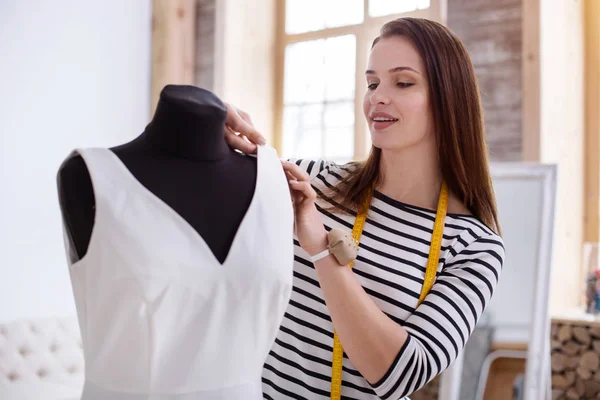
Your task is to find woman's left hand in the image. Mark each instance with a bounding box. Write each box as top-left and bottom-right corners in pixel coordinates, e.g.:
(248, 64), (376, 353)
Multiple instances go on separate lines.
(281, 161), (328, 256)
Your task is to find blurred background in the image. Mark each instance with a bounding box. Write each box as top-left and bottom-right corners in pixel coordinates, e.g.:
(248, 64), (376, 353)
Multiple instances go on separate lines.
(0, 0), (598, 399)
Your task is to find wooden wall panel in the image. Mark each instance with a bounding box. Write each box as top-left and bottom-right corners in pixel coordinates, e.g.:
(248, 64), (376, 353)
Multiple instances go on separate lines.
(212, 0), (278, 143)
(195, 0), (216, 91)
(584, 0), (600, 243)
(151, 0), (197, 113)
(448, 0), (523, 162)
(522, 0), (540, 162)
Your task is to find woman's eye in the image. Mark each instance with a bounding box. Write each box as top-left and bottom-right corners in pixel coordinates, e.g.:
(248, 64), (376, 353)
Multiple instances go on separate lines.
(367, 83), (378, 90)
(397, 82), (414, 88)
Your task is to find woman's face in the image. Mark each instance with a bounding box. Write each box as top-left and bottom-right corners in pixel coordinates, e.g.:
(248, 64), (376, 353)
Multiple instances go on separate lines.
(363, 36), (434, 152)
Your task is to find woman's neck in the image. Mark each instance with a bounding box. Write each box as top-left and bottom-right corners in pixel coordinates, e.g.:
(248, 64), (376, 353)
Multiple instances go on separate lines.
(377, 142), (442, 210)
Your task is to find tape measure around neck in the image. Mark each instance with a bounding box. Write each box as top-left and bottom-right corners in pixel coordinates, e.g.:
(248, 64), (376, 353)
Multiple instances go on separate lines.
(329, 181), (449, 399)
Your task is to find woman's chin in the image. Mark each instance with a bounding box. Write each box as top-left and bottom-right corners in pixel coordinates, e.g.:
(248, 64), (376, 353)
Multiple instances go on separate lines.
(370, 133), (399, 151)
(370, 130), (429, 153)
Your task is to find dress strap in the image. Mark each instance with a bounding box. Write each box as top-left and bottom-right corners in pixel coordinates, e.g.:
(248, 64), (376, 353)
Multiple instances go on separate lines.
(60, 148), (125, 266)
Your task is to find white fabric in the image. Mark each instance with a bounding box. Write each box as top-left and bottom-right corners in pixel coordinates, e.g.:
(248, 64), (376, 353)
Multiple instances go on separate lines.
(63, 145), (294, 399)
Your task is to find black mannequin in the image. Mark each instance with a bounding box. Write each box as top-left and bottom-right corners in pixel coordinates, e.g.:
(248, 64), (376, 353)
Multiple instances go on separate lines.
(56, 84), (257, 264)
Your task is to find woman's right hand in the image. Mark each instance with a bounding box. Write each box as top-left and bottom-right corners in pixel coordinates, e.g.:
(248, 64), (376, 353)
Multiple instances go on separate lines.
(224, 102), (267, 154)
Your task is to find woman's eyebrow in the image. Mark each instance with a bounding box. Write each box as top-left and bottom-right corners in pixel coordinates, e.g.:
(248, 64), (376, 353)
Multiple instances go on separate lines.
(365, 66), (420, 75)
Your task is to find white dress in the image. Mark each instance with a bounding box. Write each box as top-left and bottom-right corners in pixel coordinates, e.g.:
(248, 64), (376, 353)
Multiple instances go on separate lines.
(62, 145), (294, 399)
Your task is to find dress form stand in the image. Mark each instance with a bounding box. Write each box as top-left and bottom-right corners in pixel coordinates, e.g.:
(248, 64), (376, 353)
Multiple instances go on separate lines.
(57, 84), (257, 264)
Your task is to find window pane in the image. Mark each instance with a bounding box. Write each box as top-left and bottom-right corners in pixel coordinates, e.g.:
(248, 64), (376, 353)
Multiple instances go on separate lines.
(324, 102), (354, 129)
(417, 0), (431, 9)
(282, 104), (325, 159)
(324, 101), (354, 159)
(282, 34), (358, 159)
(296, 128), (323, 158)
(324, 35), (356, 101)
(284, 39), (325, 104)
(324, 0), (363, 30)
(285, 0), (324, 34)
(282, 106), (300, 158)
(284, 35), (355, 104)
(286, 0), (363, 34)
(369, 0), (430, 17)
(324, 126), (354, 159)
(301, 104), (324, 129)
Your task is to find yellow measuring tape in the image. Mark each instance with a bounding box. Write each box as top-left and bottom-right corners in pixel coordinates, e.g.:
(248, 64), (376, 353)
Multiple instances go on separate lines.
(329, 181), (449, 399)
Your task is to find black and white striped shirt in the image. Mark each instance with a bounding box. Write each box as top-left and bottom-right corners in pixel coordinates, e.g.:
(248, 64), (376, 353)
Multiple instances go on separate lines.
(261, 159), (505, 400)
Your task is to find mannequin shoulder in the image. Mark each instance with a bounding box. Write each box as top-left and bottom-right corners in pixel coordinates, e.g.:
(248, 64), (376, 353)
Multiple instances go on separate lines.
(56, 152), (94, 208)
(57, 153), (90, 190)
(232, 149), (258, 168)
(56, 152), (97, 261)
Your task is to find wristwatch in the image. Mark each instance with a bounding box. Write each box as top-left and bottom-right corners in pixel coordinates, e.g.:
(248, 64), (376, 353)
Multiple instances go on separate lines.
(310, 248), (332, 263)
(309, 228), (358, 266)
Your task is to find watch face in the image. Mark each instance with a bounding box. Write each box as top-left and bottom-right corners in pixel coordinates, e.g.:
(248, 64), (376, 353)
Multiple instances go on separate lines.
(329, 231), (358, 267)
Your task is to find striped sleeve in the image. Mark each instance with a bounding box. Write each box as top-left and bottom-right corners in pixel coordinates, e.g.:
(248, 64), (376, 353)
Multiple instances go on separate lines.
(369, 233), (505, 399)
(287, 158), (333, 181)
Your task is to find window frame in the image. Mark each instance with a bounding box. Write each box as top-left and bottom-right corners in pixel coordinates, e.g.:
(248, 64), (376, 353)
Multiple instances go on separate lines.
(272, 0), (446, 161)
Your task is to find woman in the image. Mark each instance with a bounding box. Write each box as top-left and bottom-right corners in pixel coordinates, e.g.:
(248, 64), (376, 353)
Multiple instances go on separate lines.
(224, 17), (504, 400)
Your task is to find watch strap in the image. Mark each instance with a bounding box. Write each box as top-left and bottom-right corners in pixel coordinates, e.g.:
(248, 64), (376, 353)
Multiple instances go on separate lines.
(310, 249), (330, 263)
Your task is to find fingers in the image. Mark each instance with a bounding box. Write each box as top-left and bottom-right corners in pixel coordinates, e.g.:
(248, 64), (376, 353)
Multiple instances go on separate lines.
(237, 109), (254, 126)
(224, 102), (242, 127)
(224, 126), (258, 154)
(281, 161), (311, 182)
(288, 180), (317, 201)
(224, 103), (267, 145)
(244, 127), (267, 146)
(229, 117), (265, 145)
(283, 163), (317, 200)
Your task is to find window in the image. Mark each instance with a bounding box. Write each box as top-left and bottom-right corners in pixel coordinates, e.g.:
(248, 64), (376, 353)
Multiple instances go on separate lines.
(274, 0), (445, 162)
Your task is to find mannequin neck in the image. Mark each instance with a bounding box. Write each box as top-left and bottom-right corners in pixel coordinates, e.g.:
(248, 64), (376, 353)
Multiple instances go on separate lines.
(142, 85), (231, 161)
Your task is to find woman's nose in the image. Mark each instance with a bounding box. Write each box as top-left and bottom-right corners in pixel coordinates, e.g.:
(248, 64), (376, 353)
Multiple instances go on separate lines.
(370, 87), (391, 105)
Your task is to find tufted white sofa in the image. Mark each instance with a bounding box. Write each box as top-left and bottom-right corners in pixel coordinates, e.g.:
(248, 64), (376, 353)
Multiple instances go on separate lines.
(0, 317), (84, 399)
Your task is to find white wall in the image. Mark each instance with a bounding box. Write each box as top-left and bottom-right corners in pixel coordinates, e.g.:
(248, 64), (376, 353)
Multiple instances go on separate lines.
(0, 1), (152, 322)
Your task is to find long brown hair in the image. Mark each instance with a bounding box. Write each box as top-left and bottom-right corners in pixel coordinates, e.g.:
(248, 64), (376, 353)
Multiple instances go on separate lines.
(329, 17), (501, 235)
